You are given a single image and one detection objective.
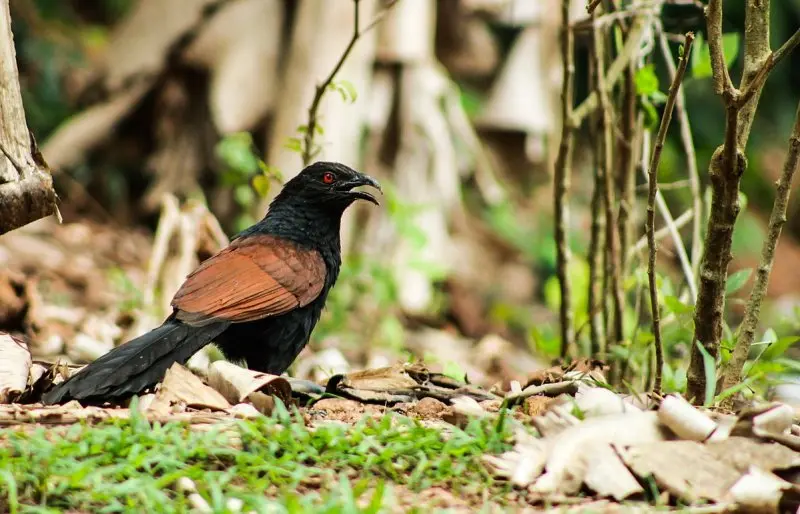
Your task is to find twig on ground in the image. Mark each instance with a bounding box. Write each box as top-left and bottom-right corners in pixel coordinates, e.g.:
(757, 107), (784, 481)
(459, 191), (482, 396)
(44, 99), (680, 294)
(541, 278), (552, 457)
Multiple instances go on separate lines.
(554, 0), (576, 358)
(720, 100), (800, 400)
(301, 0), (399, 165)
(646, 32), (694, 394)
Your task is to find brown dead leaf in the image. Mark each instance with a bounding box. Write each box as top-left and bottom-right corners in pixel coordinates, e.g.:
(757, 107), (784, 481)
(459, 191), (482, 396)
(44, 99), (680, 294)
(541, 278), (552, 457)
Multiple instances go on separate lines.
(706, 437), (800, 473)
(339, 365), (419, 391)
(531, 411), (671, 496)
(0, 333), (32, 403)
(149, 363), (230, 413)
(524, 395), (557, 417)
(207, 360), (291, 414)
(619, 440), (740, 503)
(727, 466), (800, 514)
(328, 364), (498, 405)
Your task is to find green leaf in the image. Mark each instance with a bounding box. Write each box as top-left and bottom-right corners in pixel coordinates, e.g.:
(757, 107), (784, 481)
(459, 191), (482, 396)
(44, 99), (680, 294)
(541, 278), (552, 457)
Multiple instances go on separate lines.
(641, 97), (659, 130)
(233, 184), (255, 206)
(715, 374), (759, 404)
(725, 268), (752, 295)
(634, 64), (660, 96)
(695, 341), (717, 407)
(691, 33), (713, 79)
(761, 336), (800, 361)
(251, 174), (271, 198)
(329, 79), (358, 104)
(284, 137), (303, 154)
(664, 295), (693, 316)
(215, 132), (259, 176)
(722, 32), (740, 68)
(691, 32), (740, 80)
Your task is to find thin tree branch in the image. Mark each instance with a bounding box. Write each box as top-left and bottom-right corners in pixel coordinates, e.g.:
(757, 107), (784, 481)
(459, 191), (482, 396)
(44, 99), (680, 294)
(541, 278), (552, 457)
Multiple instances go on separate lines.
(705, 0), (735, 96)
(301, 0), (399, 166)
(554, 0), (576, 358)
(627, 209), (694, 263)
(720, 100), (800, 400)
(646, 32), (694, 394)
(617, 67), (639, 266)
(640, 129), (698, 302)
(570, 15), (648, 127)
(591, 7), (625, 371)
(735, 0), (771, 149)
(588, 101), (606, 357)
(737, 27), (800, 109)
(658, 27), (703, 279)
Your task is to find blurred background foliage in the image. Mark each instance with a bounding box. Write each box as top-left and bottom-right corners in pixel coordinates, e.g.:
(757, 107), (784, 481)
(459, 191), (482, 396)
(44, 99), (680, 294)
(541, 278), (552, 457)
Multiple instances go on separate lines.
(5, 0), (800, 399)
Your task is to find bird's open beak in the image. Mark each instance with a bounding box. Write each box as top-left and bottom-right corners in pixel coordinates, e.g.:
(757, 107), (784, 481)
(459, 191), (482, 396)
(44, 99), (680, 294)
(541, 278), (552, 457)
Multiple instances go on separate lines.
(339, 174), (382, 206)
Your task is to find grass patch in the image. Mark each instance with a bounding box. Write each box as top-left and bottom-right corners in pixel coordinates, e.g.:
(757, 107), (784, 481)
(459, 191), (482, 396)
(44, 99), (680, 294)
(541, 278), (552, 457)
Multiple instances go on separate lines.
(0, 406), (514, 513)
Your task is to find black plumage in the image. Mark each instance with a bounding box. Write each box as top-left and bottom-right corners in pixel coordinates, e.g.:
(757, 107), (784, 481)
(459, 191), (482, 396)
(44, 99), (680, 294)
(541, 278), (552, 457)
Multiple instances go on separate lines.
(42, 161), (380, 404)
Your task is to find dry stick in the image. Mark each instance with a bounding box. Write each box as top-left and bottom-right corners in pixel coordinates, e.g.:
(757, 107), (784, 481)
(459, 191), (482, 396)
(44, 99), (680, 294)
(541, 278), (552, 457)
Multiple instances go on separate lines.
(647, 33), (695, 394)
(570, 16), (647, 127)
(720, 100), (800, 399)
(627, 209), (693, 264)
(617, 67), (638, 264)
(301, 0), (399, 166)
(657, 28), (702, 278)
(588, 105), (606, 356)
(554, 0), (576, 358)
(592, 10), (625, 371)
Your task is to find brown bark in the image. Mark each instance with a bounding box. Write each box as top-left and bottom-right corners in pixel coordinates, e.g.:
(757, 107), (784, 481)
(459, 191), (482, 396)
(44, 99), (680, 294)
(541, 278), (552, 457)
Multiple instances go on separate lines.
(0, 0), (58, 235)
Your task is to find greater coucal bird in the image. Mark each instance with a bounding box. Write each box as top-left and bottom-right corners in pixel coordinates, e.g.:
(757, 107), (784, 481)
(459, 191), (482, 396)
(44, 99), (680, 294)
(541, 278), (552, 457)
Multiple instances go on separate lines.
(43, 161), (380, 404)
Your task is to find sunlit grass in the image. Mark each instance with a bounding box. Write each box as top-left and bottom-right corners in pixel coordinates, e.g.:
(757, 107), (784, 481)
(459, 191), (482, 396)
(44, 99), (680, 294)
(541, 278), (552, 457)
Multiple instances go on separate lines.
(0, 405), (514, 513)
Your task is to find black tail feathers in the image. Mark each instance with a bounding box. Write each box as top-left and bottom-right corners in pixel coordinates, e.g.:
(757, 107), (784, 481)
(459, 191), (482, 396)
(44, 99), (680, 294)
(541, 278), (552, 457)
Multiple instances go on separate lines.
(42, 318), (229, 405)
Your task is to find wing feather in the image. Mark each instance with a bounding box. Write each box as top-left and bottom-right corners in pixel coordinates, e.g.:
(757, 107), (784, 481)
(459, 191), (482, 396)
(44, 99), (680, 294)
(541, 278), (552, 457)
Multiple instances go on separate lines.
(171, 235), (326, 324)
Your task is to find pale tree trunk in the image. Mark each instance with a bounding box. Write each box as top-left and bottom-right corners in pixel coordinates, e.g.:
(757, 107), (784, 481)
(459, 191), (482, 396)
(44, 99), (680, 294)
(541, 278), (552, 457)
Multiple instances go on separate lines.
(0, 0), (58, 235)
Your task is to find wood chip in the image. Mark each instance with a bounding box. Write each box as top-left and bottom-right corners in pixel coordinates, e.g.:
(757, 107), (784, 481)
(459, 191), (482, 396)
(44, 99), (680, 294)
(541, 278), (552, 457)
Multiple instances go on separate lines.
(207, 360), (291, 414)
(0, 333), (31, 403)
(657, 394), (717, 441)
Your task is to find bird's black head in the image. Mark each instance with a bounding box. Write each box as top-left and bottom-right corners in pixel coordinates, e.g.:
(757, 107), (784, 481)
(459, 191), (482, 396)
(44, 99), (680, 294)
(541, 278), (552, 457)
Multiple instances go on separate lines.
(274, 161), (382, 211)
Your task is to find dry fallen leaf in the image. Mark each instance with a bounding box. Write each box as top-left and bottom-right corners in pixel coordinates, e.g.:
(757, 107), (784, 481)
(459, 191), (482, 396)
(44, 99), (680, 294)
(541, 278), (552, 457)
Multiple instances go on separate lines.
(705, 437), (800, 474)
(532, 411), (670, 496)
(0, 333), (32, 404)
(619, 440), (740, 503)
(149, 363), (230, 413)
(727, 466), (799, 514)
(207, 360), (292, 414)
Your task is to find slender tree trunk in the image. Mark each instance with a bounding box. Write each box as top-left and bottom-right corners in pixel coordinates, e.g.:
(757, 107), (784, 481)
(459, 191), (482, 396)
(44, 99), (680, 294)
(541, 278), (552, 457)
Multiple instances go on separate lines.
(0, 0), (58, 234)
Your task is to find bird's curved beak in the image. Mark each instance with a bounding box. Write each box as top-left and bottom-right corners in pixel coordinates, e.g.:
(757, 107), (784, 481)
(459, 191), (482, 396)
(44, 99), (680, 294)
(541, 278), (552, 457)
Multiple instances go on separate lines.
(339, 174), (382, 206)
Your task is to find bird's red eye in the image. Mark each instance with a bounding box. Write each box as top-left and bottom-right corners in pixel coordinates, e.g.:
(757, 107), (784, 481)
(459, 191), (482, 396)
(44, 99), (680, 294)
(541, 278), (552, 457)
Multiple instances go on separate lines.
(322, 172), (335, 184)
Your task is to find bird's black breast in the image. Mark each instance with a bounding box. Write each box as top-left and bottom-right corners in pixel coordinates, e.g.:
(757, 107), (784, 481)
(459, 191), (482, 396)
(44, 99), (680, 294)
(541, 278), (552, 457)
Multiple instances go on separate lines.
(211, 290), (329, 374)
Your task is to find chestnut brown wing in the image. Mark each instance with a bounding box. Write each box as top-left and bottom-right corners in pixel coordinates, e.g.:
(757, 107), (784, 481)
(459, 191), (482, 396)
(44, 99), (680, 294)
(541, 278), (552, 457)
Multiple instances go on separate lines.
(171, 235), (326, 325)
